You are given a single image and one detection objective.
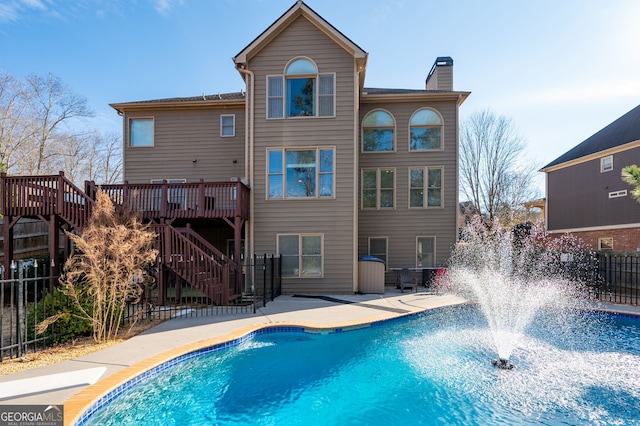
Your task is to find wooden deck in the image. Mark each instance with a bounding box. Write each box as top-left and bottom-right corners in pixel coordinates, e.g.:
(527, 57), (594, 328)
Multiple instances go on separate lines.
(0, 173), (250, 225)
(1, 173), (249, 303)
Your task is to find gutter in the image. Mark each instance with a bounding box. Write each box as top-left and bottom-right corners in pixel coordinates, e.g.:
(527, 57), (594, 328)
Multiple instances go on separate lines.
(236, 64), (255, 270)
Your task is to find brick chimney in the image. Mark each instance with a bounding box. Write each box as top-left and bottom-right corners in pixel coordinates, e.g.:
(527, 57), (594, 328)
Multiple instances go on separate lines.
(425, 57), (453, 91)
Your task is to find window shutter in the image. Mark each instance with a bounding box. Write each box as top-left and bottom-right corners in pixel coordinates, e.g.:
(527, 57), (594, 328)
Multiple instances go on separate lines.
(268, 76), (284, 118)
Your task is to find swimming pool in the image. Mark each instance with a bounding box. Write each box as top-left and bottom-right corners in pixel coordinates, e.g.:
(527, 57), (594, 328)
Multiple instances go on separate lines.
(80, 306), (640, 425)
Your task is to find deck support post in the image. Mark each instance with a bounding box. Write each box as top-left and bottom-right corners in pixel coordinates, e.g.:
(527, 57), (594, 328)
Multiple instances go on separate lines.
(48, 214), (60, 293)
(3, 215), (14, 280)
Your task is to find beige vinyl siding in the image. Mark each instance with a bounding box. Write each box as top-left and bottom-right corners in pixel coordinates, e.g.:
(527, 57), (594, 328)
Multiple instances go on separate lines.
(123, 107), (246, 183)
(358, 100), (459, 272)
(249, 16), (358, 293)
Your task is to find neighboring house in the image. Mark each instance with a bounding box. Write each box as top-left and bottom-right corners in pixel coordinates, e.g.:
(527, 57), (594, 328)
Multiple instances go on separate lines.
(541, 104), (640, 251)
(1, 1), (469, 296)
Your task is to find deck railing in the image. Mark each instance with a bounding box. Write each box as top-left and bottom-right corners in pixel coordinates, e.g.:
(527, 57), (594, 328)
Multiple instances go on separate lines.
(1, 172), (94, 229)
(87, 180), (250, 220)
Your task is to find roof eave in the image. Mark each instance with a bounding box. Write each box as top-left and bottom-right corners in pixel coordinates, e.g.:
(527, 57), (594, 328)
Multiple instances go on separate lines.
(110, 98), (246, 114)
(360, 91), (470, 105)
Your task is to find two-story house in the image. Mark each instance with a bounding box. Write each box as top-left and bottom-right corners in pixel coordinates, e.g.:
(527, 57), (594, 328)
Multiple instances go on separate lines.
(541, 103), (640, 251)
(1, 1), (468, 299)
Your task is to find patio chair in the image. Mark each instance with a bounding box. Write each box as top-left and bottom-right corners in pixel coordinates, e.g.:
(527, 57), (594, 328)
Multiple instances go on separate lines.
(397, 268), (417, 293)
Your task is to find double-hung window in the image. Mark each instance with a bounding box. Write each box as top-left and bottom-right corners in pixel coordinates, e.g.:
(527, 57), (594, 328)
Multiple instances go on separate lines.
(601, 155), (613, 172)
(267, 58), (335, 119)
(362, 168), (395, 209)
(409, 108), (442, 151)
(409, 167), (443, 208)
(130, 118), (154, 147)
(268, 147), (335, 199)
(221, 115), (235, 137)
(362, 110), (395, 152)
(278, 234), (323, 277)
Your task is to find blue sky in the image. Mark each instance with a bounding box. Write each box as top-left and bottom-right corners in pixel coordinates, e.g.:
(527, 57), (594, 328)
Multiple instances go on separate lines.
(2, 0), (639, 189)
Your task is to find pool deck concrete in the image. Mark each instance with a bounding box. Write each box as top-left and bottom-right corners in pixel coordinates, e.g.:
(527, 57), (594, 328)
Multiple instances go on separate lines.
(0, 288), (467, 425)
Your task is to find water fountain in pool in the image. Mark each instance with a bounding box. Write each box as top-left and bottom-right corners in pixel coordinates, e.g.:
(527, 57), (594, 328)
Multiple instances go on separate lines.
(442, 219), (593, 370)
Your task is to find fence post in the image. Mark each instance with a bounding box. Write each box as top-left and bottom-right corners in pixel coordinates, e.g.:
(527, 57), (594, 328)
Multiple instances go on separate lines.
(262, 254), (267, 308)
(16, 260), (24, 358)
(270, 255), (275, 302)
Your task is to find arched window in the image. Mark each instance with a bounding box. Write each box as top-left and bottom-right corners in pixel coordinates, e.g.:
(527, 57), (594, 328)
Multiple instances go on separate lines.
(267, 57), (335, 118)
(409, 108), (442, 150)
(362, 110), (395, 152)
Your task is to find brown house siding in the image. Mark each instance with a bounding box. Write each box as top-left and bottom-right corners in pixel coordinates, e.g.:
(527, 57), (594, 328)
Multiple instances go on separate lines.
(248, 16), (358, 293)
(357, 100), (459, 269)
(123, 107), (246, 183)
(547, 147), (640, 231)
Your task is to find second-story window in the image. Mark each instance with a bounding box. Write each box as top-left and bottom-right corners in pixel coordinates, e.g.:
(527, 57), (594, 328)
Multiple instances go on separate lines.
(601, 155), (613, 172)
(267, 58), (335, 119)
(362, 168), (395, 209)
(268, 147), (335, 199)
(410, 167), (443, 208)
(130, 118), (154, 147)
(362, 110), (395, 152)
(410, 108), (442, 150)
(221, 115), (235, 137)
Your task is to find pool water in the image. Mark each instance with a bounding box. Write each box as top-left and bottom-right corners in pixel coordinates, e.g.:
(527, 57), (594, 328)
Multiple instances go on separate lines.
(84, 306), (640, 425)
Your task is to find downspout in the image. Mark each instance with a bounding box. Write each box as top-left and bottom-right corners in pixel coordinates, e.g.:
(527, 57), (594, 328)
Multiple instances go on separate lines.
(236, 64), (255, 282)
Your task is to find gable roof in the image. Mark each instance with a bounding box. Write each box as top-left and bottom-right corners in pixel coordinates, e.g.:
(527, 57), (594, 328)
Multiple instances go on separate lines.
(542, 103), (640, 170)
(233, 1), (367, 67)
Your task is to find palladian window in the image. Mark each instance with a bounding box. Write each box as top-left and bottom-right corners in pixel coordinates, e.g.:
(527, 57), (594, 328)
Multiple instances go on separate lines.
(362, 110), (395, 152)
(267, 58), (335, 119)
(409, 108), (442, 151)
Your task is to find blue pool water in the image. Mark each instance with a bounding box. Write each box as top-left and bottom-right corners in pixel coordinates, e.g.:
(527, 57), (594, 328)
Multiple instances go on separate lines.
(83, 306), (640, 425)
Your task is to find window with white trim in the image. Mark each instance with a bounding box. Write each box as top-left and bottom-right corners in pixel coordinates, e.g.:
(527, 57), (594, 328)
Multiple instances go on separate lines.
(417, 236), (435, 268)
(598, 237), (613, 250)
(278, 234), (323, 277)
(368, 237), (388, 266)
(362, 168), (395, 209)
(267, 147), (334, 199)
(130, 118), (154, 147)
(267, 58), (335, 119)
(601, 155), (613, 172)
(609, 190), (627, 198)
(409, 108), (443, 151)
(409, 167), (443, 208)
(221, 114), (235, 137)
(362, 110), (395, 152)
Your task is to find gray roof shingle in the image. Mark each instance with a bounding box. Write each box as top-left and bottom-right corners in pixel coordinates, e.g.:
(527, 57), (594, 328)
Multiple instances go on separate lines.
(543, 103), (640, 169)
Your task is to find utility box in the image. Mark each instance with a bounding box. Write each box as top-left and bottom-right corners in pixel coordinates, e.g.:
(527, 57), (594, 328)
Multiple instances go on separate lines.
(358, 256), (385, 294)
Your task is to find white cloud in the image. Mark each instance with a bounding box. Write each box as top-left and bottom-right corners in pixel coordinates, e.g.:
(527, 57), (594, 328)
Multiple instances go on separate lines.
(153, 0), (183, 15)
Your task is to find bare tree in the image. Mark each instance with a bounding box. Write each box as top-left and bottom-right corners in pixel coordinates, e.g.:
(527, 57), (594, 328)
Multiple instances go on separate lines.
(0, 71), (34, 173)
(459, 109), (539, 225)
(0, 72), (122, 185)
(91, 131), (123, 184)
(23, 73), (93, 174)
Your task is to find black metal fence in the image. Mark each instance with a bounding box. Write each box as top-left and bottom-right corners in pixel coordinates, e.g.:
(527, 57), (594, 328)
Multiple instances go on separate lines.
(1, 255), (282, 362)
(245, 254), (282, 312)
(590, 251), (640, 306)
